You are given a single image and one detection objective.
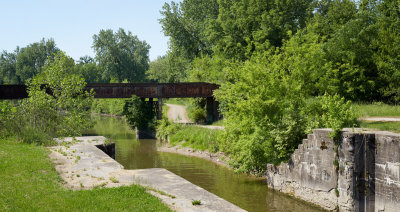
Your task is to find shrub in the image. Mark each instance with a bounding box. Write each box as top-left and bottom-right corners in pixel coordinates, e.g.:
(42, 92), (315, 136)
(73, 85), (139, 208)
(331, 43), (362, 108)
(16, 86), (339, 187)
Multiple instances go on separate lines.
(92, 99), (125, 115)
(304, 94), (358, 139)
(214, 57), (358, 174)
(123, 96), (156, 130)
(0, 101), (16, 138)
(1, 52), (94, 144)
(156, 117), (183, 141)
(190, 108), (206, 123)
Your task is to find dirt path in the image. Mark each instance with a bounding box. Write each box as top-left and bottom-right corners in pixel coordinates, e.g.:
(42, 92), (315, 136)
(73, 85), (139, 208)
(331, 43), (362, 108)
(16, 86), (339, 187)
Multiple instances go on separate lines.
(165, 103), (191, 123)
(165, 103), (225, 130)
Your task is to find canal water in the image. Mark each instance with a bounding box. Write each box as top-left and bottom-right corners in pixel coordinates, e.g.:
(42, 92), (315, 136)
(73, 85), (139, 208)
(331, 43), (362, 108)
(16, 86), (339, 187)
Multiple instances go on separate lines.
(85, 116), (325, 212)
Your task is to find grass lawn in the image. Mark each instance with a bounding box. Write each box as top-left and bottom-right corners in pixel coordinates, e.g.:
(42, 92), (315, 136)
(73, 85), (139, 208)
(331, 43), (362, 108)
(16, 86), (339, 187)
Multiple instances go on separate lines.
(0, 139), (171, 211)
(168, 125), (224, 152)
(353, 103), (400, 117)
(359, 121), (400, 133)
(211, 119), (225, 126)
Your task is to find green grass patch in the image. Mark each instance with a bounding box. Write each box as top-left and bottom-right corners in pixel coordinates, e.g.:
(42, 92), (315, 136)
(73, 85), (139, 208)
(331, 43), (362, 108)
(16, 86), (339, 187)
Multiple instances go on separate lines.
(164, 98), (190, 106)
(211, 119), (225, 126)
(0, 139), (171, 211)
(168, 125), (223, 152)
(191, 200), (201, 205)
(353, 102), (400, 117)
(359, 121), (400, 133)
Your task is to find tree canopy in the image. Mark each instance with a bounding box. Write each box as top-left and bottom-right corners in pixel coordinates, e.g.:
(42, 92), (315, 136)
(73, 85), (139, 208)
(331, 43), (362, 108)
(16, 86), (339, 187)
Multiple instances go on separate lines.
(0, 39), (59, 84)
(92, 28), (150, 83)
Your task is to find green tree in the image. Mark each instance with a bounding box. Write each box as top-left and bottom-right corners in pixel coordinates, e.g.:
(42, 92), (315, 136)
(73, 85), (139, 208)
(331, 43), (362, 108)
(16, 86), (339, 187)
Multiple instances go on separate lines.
(74, 56), (103, 83)
(208, 0), (314, 61)
(322, 10), (379, 101)
(310, 0), (358, 39)
(0, 50), (19, 84)
(189, 54), (233, 84)
(92, 28), (150, 83)
(15, 38), (59, 83)
(374, 0), (400, 102)
(146, 51), (190, 83)
(160, 0), (219, 60)
(214, 56), (307, 173)
(14, 51), (94, 144)
(123, 96), (155, 130)
(214, 53), (357, 174)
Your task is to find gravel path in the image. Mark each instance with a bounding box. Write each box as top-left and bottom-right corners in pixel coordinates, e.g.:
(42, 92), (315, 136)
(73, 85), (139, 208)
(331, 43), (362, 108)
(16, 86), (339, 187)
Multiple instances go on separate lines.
(165, 103), (191, 123)
(166, 103), (225, 130)
(359, 117), (400, 122)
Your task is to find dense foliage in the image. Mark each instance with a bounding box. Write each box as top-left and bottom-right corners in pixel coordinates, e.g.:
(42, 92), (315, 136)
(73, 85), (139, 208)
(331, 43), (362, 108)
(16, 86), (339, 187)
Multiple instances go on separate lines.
(91, 99), (125, 116)
(214, 56), (357, 173)
(123, 96), (156, 130)
(0, 30), (151, 140)
(146, 53), (190, 83)
(93, 28), (150, 83)
(0, 52), (93, 144)
(153, 0), (400, 104)
(0, 38), (58, 84)
(152, 0), (398, 173)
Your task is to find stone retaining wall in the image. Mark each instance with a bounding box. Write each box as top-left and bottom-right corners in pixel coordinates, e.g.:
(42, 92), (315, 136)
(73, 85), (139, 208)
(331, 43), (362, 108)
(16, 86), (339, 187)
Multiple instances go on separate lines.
(266, 129), (400, 212)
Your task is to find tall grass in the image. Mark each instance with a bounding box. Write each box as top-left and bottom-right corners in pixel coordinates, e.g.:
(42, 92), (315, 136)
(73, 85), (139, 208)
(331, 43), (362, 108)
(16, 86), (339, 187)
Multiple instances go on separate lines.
(157, 118), (224, 152)
(169, 125), (224, 152)
(353, 102), (400, 117)
(359, 121), (400, 133)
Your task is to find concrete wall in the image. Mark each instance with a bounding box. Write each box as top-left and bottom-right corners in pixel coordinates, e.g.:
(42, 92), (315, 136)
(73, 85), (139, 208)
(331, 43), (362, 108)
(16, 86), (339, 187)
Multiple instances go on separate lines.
(266, 129), (400, 212)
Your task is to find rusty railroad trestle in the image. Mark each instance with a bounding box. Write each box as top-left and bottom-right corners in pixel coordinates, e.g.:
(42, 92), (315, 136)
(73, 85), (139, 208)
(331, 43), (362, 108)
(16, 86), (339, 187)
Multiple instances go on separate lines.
(0, 82), (221, 122)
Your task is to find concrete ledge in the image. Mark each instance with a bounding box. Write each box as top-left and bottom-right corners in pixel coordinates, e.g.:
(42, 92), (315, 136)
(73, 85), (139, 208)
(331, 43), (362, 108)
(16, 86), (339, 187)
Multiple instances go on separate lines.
(48, 136), (245, 212)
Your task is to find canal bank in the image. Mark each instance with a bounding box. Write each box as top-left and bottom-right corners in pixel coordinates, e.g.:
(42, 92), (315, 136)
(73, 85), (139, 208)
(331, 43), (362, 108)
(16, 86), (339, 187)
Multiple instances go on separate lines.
(157, 142), (231, 168)
(85, 115), (326, 212)
(48, 136), (245, 212)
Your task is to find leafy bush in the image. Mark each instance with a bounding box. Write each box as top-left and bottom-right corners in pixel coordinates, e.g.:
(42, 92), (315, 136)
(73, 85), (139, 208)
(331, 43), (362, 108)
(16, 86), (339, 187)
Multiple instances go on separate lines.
(1, 51), (94, 144)
(185, 98), (207, 123)
(156, 118), (223, 152)
(190, 108), (206, 123)
(0, 101), (16, 138)
(156, 117), (183, 142)
(92, 99), (125, 115)
(305, 94), (358, 139)
(123, 96), (156, 130)
(214, 57), (358, 174)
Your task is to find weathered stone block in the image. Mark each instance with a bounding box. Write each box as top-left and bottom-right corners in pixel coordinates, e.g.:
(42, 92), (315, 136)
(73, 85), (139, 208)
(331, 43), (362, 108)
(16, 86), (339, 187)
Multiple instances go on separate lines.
(266, 129), (400, 212)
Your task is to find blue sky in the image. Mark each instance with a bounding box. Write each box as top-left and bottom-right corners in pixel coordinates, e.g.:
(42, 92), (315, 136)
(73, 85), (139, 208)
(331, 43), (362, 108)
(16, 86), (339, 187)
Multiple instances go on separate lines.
(0, 0), (179, 61)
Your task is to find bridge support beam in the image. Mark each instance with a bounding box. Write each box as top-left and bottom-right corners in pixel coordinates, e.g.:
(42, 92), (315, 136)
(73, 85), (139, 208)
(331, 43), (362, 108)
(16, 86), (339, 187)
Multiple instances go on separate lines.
(157, 98), (163, 120)
(206, 97), (220, 123)
(146, 98), (162, 120)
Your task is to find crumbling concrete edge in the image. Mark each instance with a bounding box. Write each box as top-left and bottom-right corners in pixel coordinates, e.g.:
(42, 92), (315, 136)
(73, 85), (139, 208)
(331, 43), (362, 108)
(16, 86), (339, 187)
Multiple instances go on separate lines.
(48, 136), (245, 212)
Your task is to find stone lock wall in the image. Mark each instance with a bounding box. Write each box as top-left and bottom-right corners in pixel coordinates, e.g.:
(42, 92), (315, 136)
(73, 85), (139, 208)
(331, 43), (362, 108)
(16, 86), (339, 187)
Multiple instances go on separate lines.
(266, 129), (400, 212)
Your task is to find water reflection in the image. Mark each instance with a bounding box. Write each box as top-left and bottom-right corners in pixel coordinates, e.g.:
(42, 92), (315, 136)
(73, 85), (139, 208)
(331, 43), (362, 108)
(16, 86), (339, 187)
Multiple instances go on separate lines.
(85, 116), (325, 212)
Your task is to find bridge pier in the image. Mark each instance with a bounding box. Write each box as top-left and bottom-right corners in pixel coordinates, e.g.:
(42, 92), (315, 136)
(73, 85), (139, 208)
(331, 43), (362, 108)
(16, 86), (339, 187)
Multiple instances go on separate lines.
(206, 97), (220, 123)
(158, 98), (162, 120)
(144, 98), (162, 120)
